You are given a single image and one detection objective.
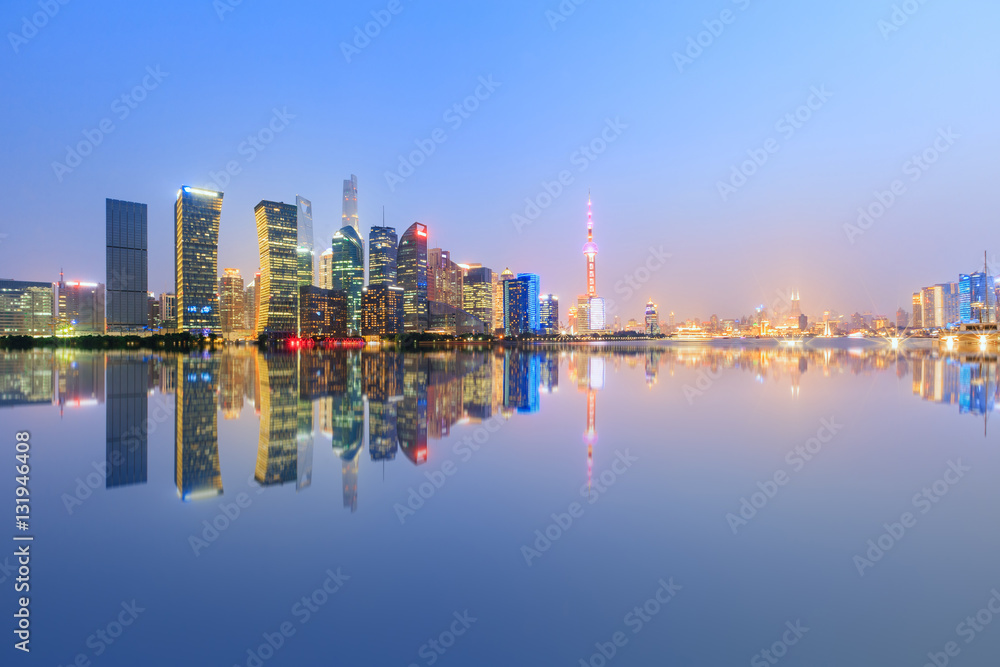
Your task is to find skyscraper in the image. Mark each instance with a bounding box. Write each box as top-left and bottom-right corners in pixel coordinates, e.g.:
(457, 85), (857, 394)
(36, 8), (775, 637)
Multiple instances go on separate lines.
(463, 265), (494, 330)
(0, 280), (55, 335)
(296, 195), (315, 287)
(218, 268), (245, 335)
(369, 225), (398, 286)
(645, 300), (660, 335)
(57, 276), (106, 334)
(331, 225), (365, 335)
(319, 248), (334, 290)
(159, 292), (176, 329)
(175, 355), (221, 501)
(503, 276), (530, 335)
(398, 222), (428, 333)
(342, 174), (359, 235)
(517, 273), (540, 333)
(175, 187), (223, 335)
(540, 294), (559, 334)
(362, 284), (405, 336)
(106, 198), (148, 332)
(254, 200), (299, 336)
(960, 270), (997, 324)
(106, 355), (148, 488)
(495, 267), (514, 333)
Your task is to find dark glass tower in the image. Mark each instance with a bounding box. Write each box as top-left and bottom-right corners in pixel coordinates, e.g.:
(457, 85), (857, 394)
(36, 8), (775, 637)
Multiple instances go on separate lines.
(397, 222), (428, 333)
(175, 187), (223, 335)
(331, 225), (365, 335)
(368, 225), (398, 286)
(106, 355), (149, 488)
(106, 198), (148, 331)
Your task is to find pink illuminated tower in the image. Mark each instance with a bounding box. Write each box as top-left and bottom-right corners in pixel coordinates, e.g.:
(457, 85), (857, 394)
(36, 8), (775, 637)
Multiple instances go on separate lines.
(583, 192), (598, 299)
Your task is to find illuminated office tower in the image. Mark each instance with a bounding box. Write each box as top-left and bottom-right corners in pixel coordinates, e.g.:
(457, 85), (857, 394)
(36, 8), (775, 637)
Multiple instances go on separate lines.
(429, 248), (464, 309)
(369, 225), (398, 286)
(56, 275), (106, 334)
(540, 294), (559, 334)
(175, 187), (223, 335)
(218, 268), (245, 335)
(331, 226), (365, 335)
(576, 295), (591, 335)
(960, 271), (998, 324)
(106, 355), (148, 488)
(296, 196), (315, 287)
(503, 276), (530, 335)
(254, 354), (298, 486)
(398, 222), (428, 332)
(255, 200), (299, 336)
(342, 174), (360, 236)
(517, 273), (540, 333)
(0, 280), (55, 335)
(645, 300), (660, 335)
(175, 356), (221, 501)
(106, 198), (148, 331)
(159, 292), (176, 329)
(319, 249), (334, 290)
(243, 280), (256, 331)
(463, 265), (494, 330)
(495, 267), (514, 333)
(912, 292), (923, 329)
(362, 284), (404, 336)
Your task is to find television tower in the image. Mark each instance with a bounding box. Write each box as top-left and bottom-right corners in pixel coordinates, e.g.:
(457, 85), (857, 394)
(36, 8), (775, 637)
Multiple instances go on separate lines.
(583, 192), (598, 298)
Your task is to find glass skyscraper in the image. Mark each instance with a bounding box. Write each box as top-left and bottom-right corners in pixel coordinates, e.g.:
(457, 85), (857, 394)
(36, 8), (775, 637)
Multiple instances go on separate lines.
(959, 271), (997, 324)
(106, 198), (148, 331)
(175, 187), (222, 335)
(503, 277), (529, 335)
(331, 225), (365, 335)
(463, 265), (494, 331)
(342, 174), (359, 235)
(540, 294), (559, 334)
(255, 200), (299, 335)
(517, 273), (540, 333)
(397, 222), (428, 333)
(296, 195), (314, 287)
(369, 225), (398, 286)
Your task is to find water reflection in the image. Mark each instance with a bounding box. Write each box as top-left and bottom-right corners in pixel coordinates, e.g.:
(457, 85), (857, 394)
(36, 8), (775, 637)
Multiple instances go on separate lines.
(5, 344), (1000, 509)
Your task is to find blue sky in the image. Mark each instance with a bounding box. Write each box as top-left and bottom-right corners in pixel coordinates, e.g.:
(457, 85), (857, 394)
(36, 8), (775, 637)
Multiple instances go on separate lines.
(2, 0), (998, 322)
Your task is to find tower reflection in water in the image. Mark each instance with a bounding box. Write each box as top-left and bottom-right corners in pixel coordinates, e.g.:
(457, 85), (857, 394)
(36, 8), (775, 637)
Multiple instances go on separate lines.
(4, 345), (998, 509)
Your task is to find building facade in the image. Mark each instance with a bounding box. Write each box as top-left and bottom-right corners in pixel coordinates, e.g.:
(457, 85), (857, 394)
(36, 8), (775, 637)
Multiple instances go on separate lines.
(369, 226), (398, 286)
(0, 280), (55, 335)
(331, 225), (365, 335)
(175, 187), (223, 335)
(540, 294), (559, 334)
(106, 198), (148, 331)
(57, 278), (106, 334)
(255, 200), (299, 336)
(398, 222), (428, 333)
(296, 195), (315, 288)
(503, 277), (530, 336)
(219, 268), (245, 335)
(362, 284), (404, 337)
(463, 265), (494, 331)
(342, 174), (359, 236)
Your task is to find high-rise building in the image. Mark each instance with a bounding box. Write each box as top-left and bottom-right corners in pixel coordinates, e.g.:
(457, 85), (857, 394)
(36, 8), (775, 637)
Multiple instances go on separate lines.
(517, 273), (540, 333)
(319, 248), (334, 290)
(463, 265), (494, 331)
(540, 294), (559, 334)
(106, 355), (148, 488)
(362, 284), (405, 336)
(296, 196), (315, 287)
(959, 271), (997, 324)
(429, 248), (464, 309)
(175, 187), (223, 335)
(398, 222), (428, 333)
(369, 225), (398, 286)
(243, 280), (256, 331)
(106, 198), (148, 332)
(255, 355), (298, 487)
(159, 292), (176, 329)
(331, 225), (365, 335)
(576, 295), (591, 335)
(342, 174), (359, 236)
(896, 307), (909, 330)
(56, 276), (106, 334)
(645, 300), (660, 335)
(175, 356), (221, 501)
(495, 267), (514, 333)
(255, 200), (299, 336)
(503, 276), (530, 335)
(299, 286), (347, 337)
(912, 292), (923, 329)
(218, 268), (245, 335)
(0, 280), (55, 335)
(147, 292), (160, 329)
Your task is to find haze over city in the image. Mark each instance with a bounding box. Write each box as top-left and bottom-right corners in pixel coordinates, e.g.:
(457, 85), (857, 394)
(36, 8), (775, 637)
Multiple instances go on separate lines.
(3, 0), (998, 323)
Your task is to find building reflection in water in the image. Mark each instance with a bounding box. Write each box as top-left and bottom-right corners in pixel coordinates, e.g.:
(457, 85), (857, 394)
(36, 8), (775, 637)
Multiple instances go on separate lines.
(175, 354), (222, 501)
(106, 354), (149, 488)
(254, 354), (298, 487)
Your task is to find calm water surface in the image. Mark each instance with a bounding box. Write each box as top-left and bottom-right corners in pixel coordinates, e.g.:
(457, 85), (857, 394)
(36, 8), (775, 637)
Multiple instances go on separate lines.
(2, 343), (1000, 666)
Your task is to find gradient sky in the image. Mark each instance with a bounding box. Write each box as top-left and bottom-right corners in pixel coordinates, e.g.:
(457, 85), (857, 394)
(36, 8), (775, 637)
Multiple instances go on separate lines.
(2, 0), (998, 323)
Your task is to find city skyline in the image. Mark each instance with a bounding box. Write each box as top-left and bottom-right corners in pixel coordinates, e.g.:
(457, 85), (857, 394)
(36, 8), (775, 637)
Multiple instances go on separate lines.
(4, 1), (998, 322)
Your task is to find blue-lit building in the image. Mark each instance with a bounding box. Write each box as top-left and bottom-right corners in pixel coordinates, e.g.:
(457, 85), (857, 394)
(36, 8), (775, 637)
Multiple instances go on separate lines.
(503, 277), (529, 336)
(540, 294), (559, 334)
(517, 273), (540, 333)
(959, 272), (997, 324)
